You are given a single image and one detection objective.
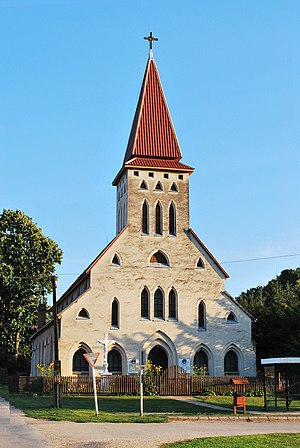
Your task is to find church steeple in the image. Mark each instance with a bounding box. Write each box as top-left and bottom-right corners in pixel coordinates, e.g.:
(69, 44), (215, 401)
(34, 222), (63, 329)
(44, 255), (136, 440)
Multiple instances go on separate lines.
(113, 41), (193, 186)
(113, 37), (194, 235)
(123, 57), (183, 163)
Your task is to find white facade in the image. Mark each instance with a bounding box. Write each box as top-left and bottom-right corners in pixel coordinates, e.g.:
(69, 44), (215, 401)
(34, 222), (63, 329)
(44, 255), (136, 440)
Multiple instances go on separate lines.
(31, 53), (256, 378)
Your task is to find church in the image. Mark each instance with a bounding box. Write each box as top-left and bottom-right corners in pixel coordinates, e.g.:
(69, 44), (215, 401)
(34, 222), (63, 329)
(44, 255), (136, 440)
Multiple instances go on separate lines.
(31, 35), (256, 378)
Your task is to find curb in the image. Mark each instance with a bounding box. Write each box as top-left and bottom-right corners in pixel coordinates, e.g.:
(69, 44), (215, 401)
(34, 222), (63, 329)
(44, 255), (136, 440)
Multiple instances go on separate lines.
(169, 414), (300, 422)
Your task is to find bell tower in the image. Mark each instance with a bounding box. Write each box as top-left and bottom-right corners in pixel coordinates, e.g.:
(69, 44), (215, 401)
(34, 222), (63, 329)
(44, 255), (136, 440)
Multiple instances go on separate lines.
(113, 33), (194, 237)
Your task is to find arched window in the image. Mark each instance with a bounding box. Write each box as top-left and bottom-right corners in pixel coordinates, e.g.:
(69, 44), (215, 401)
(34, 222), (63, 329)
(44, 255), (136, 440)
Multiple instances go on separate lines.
(170, 182), (178, 192)
(194, 349), (209, 375)
(197, 257), (205, 268)
(155, 181), (163, 191)
(108, 348), (122, 374)
(169, 202), (176, 236)
(224, 350), (239, 375)
(111, 299), (119, 328)
(154, 288), (164, 319)
(168, 288), (177, 319)
(72, 348), (89, 372)
(198, 301), (206, 329)
(111, 254), (120, 266)
(227, 312), (237, 323)
(150, 251), (169, 267)
(155, 202), (163, 235)
(78, 308), (90, 319)
(140, 180), (148, 190)
(141, 287), (149, 319)
(142, 200), (149, 235)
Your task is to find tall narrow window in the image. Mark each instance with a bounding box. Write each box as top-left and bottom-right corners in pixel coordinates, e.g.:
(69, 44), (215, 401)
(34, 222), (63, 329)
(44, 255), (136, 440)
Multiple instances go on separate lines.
(154, 288), (164, 319)
(142, 200), (149, 234)
(141, 287), (149, 319)
(168, 288), (177, 319)
(155, 202), (163, 235)
(169, 202), (176, 236)
(111, 299), (119, 328)
(198, 301), (206, 329)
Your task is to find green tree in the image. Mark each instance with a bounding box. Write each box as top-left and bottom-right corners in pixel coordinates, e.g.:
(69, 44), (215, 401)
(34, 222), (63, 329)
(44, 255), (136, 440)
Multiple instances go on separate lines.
(0, 209), (63, 372)
(237, 268), (300, 365)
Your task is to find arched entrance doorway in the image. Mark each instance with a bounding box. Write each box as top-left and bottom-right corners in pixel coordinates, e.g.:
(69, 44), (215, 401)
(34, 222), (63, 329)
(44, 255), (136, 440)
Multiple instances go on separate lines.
(194, 349), (209, 375)
(148, 345), (168, 370)
(72, 348), (89, 374)
(108, 348), (122, 374)
(224, 350), (239, 375)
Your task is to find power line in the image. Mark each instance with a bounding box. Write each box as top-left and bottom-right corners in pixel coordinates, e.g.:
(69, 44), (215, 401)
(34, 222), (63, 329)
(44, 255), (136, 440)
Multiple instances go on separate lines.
(221, 253), (300, 264)
(2, 253), (300, 281)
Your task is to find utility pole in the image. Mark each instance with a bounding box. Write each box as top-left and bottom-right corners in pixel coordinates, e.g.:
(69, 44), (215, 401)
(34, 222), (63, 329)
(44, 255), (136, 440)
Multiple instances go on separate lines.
(52, 274), (62, 408)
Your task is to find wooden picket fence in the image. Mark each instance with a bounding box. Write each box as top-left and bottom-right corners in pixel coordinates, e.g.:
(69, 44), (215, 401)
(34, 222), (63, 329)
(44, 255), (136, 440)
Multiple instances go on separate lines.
(8, 375), (43, 393)
(40, 371), (265, 396)
(5, 366), (267, 396)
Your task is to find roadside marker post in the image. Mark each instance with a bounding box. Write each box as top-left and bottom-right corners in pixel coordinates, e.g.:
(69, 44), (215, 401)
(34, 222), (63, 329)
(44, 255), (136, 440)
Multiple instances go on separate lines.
(84, 353), (100, 416)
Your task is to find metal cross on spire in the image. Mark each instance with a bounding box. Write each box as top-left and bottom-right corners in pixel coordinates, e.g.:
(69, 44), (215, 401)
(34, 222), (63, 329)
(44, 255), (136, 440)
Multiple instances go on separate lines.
(144, 31), (158, 59)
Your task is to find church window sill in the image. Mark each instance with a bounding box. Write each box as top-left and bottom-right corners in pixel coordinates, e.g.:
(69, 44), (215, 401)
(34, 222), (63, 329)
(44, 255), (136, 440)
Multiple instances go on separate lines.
(110, 326), (119, 330)
(148, 264), (169, 268)
(198, 327), (207, 332)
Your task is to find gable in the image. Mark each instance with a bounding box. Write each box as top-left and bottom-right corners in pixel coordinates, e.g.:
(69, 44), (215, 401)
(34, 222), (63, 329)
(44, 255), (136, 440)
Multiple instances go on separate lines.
(185, 228), (229, 279)
(222, 291), (255, 321)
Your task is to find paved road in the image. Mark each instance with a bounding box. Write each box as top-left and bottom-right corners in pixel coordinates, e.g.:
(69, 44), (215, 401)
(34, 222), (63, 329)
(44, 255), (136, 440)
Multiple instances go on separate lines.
(31, 419), (300, 448)
(1, 397), (300, 448)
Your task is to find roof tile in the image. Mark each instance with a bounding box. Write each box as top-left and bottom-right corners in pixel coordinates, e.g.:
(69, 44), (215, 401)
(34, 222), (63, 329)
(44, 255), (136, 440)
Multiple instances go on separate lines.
(125, 157), (194, 172)
(124, 59), (183, 163)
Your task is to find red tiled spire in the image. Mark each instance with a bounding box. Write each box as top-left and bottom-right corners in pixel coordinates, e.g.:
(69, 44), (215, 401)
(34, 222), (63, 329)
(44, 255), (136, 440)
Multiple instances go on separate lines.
(113, 56), (194, 185)
(124, 58), (184, 162)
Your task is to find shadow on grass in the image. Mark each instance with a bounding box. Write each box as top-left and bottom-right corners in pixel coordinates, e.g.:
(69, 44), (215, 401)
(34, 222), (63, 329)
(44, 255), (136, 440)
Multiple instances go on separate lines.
(193, 395), (300, 413)
(0, 386), (226, 423)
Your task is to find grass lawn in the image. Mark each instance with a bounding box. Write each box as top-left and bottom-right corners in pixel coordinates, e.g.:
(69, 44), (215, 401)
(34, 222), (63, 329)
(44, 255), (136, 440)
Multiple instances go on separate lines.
(0, 386), (222, 423)
(193, 395), (300, 412)
(162, 433), (300, 448)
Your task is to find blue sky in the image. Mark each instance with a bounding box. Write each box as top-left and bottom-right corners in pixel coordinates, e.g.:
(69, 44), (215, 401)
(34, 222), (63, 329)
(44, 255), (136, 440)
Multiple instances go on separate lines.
(1, 0), (299, 301)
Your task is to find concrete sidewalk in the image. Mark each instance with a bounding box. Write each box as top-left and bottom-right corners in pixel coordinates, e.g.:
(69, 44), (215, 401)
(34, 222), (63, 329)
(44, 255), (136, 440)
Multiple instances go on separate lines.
(31, 419), (300, 448)
(168, 395), (300, 419)
(0, 397), (48, 448)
